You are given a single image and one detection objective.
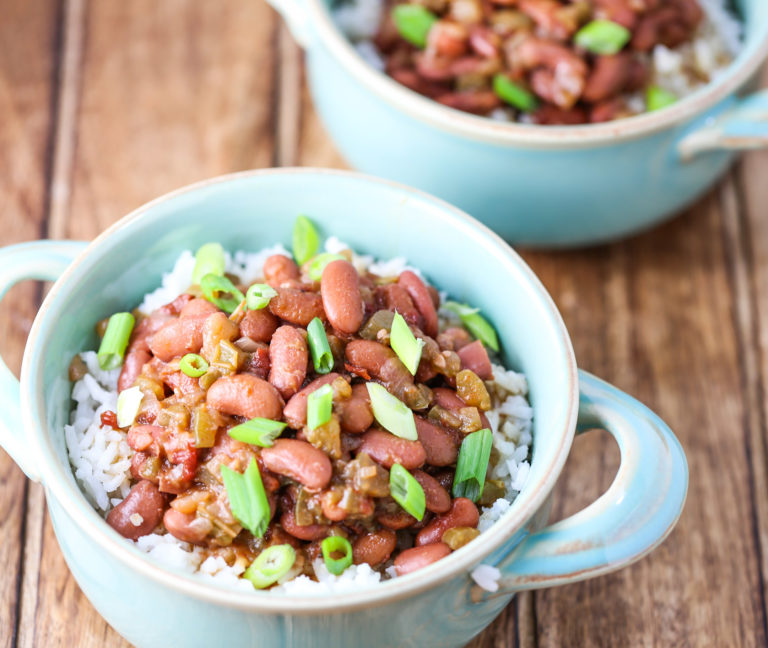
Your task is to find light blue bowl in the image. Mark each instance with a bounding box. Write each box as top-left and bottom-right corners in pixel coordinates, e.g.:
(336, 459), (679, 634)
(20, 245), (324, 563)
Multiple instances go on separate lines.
(0, 170), (687, 647)
(268, 0), (768, 247)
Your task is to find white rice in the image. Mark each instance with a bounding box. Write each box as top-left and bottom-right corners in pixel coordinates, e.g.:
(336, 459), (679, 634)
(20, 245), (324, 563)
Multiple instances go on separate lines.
(65, 247), (533, 593)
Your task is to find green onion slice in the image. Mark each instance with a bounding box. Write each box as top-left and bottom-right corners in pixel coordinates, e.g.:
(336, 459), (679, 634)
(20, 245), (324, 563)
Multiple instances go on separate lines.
(646, 85), (677, 112)
(390, 312), (424, 375)
(307, 253), (346, 282)
(366, 382), (417, 441)
(392, 4), (438, 49)
(228, 418), (286, 447)
(574, 19), (631, 55)
(201, 273), (245, 314)
(492, 75), (538, 112)
(443, 301), (499, 352)
(191, 242), (226, 285)
(293, 215), (320, 266)
(307, 383), (333, 431)
(243, 544), (296, 589)
(97, 312), (135, 370)
(221, 459), (270, 538)
(390, 463), (426, 521)
(246, 283), (278, 310)
(321, 536), (353, 576)
(179, 353), (209, 378)
(116, 386), (143, 428)
(452, 428), (493, 502)
(307, 317), (334, 374)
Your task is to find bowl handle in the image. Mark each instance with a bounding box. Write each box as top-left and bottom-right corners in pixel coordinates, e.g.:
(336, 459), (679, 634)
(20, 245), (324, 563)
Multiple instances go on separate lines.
(471, 370), (687, 601)
(678, 89), (768, 161)
(0, 240), (88, 482)
(266, 0), (312, 47)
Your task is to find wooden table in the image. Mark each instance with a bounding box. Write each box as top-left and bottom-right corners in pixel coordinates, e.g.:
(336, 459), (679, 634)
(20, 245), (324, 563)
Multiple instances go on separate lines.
(1, 1), (766, 646)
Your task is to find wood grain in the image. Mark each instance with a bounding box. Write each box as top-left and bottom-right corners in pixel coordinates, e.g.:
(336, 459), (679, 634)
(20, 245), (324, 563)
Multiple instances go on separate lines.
(0, 2), (60, 647)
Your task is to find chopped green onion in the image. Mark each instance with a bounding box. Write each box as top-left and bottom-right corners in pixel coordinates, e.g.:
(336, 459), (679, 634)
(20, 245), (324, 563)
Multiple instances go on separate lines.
(366, 382), (417, 441)
(97, 312), (135, 370)
(221, 459), (270, 538)
(293, 215), (320, 266)
(452, 428), (493, 502)
(228, 418), (286, 447)
(243, 544), (296, 589)
(191, 242), (226, 285)
(307, 253), (346, 282)
(443, 301), (499, 352)
(646, 85), (677, 112)
(574, 19), (631, 55)
(492, 75), (538, 112)
(179, 353), (209, 378)
(307, 317), (334, 374)
(321, 536), (353, 576)
(392, 4), (437, 49)
(201, 273), (245, 314)
(116, 386), (143, 428)
(246, 283), (278, 310)
(390, 463), (426, 521)
(390, 312), (424, 375)
(307, 383), (333, 431)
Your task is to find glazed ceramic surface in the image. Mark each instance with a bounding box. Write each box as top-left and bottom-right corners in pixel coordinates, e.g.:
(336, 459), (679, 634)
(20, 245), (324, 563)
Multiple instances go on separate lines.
(0, 170), (687, 647)
(268, 0), (768, 247)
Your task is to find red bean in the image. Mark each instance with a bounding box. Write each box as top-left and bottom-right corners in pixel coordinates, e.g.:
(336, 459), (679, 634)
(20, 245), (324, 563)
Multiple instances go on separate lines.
(179, 298), (220, 319)
(282, 373), (341, 429)
(106, 480), (165, 540)
(583, 53), (633, 103)
(398, 271), (438, 338)
(338, 383), (374, 433)
(394, 543), (452, 576)
(376, 508), (418, 530)
(280, 509), (330, 541)
(260, 439), (333, 490)
(345, 340), (414, 398)
(415, 498), (479, 546)
(268, 325), (309, 399)
(353, 529), (397, 566)
(437, 327), (472, 352)
(118, 348), (151, 392)
(126, 425), (164, 452)
(163, 509), (212, 544)
(375, 284), (422, 329)
(321, 260), (364, 335)
(206, 374), (284, 420)
(269, 287), (325, 326)
(357, 429), (426, 470)
(149, 316), (207, 362)
(263, 254), (300, 288)
(412, 470), (451, 513)
(457, 340), (493, 380)
(414, 416), (459, 467)
(240, 308), (279, 343)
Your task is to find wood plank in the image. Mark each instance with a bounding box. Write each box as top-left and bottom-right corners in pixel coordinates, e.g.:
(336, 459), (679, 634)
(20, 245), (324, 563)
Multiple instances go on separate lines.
(17, 1), (279, 646)
(0, 1), (60, 647)
(525, 188), (767, 646)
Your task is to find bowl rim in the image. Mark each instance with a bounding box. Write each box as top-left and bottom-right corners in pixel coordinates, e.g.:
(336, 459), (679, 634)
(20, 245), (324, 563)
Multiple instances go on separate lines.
(22, 167), (579, 613)
(305, 0), (768, 147)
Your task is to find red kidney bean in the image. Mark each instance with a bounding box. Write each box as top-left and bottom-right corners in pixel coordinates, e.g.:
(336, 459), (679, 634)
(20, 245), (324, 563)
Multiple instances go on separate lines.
(376, 508), (417, 530)
(357, 429), (426, 470)
(263, 254), (300, 288)
(106, 480), (165, 540)
(269, 287), (325, 326)
(200, 311), (239, 361)
(432, 387), (491, 429)
(282, 373), (341, 429)
(594, 0), (638, 30)
(156, 293), (194, 316)
(413, 470), (452, 513)
(163, 509), (212, 544)
(260, 439), (332, 490)
(345, 340), (413, 394)
(583, 53), (633, 103)
(338, 383), (374, 433)
(268, 325), (309, 399)
(375, 284), (422, 329)
(398, 271), (438, 338)
(414, 416), (458, 467)
(118, 347), (151, 392)
(126, 424), (164, 452)
(179, 298), (220, 319)
(280, 509), (330, 541)
(437, 327), (472, 352)
(321, 260), (364, 335)
(240, 308), (279, 343)
(394, 543), (452, 576)
(468, 25), (500, 58)
(457, 340), (493, 380)
(149, 316), (207, 362)
(242, 344), (271, 379)
(532, 103), (588, 125)
(415, 498), (479, 546)
(353, 529), (397, 566)
(206, 374), (284, 420)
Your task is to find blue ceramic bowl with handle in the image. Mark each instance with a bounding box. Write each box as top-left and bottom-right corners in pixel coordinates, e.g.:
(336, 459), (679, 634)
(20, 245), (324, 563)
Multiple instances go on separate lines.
(0, 169), (686, 648)
(267, 0), (768, 247)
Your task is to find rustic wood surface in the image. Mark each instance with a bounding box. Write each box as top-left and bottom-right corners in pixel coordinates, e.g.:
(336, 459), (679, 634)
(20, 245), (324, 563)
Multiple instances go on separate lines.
(0, 1), (766, 646)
